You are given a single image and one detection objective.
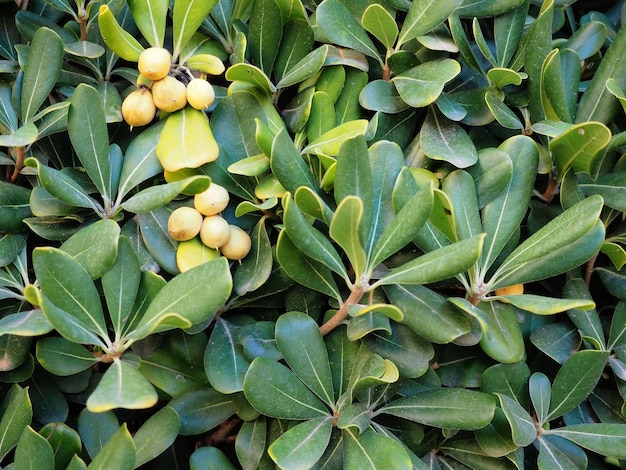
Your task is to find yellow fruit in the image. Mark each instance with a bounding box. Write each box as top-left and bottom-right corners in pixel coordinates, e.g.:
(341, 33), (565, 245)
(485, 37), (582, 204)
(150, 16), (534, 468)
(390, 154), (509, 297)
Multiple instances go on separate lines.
(167, 206), (203, 241)
(176, 237), (220, 272)
(137, 47), (171, 81)
(121, 88), (156, 128)
(186, 78), (215, 110)
(151, 75), (188, 113)
(220, 225), (252, 260)
(194, 183), (230, 216)
(495, 284), (524, 301)
(199, 215), (231, 248)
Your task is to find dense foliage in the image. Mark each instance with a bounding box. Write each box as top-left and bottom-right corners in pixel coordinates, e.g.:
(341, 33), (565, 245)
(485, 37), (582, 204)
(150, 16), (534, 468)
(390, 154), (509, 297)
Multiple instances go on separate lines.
(2, 0), (626, 468)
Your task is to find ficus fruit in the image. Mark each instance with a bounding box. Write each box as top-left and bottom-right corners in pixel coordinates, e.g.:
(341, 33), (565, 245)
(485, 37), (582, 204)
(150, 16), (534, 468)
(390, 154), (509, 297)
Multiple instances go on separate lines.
(186, 78), (215, 110)
(194, 183), (230, 216)
(137, 47), (171, 81)
(121, 88), (156, 128)
(151, 75), (188, 113)
(220, 225), (252, 260)
(167, 206), (203, 241)
(199, 215), (231, 248)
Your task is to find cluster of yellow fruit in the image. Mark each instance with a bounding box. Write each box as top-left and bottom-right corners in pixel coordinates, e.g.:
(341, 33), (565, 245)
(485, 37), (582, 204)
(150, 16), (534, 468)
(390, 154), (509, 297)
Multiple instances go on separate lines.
(121, 47), (216, 128)
(167, 183), (252, 272)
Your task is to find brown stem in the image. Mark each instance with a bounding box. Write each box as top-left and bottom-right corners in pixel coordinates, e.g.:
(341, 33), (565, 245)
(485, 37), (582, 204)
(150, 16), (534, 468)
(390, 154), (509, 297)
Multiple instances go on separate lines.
(584, 251), (599, 287)
(541, 174), (558, 203)
(319, 285), (366, 336)
(10, 146), (25, 183)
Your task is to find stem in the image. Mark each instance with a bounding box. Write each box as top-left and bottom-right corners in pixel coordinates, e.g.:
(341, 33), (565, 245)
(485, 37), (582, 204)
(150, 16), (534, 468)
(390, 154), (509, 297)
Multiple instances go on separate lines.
(319, 285), (366, 336)
(10, 147), (25, 183)
(584, 251), (599, 286)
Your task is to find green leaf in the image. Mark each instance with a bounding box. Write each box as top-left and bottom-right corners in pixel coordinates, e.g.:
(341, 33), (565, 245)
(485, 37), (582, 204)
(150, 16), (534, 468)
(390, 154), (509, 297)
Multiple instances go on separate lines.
(122, 175), (211, 213)
(277, 44), (328, 90)
(457, 0), (525, 18)
(361, 4), (398, 50)
(133, 406), (180, 468)
(546, 424), (626, 459)
(478, 300), (525, 363)
(302, 119), (369, 157)
(392, 60), (461, 108)
(38, 422), (82, 470)
(276, 231), (342, 300)
(87, 359), (158, 413)
(276, 311), (335, 408)
(169, 389), (236, 435)
(547, 350), (611, 420)
(60, 219), (120, 279)
(172, 0), (218, 59)
(443, 170), (481, 242)
(86, 424), (136, 470)
(550, 121), (611, 180)
(235, 417), (267, 470)
(490, 196), (604, 290)
(248, 0), (283, 75)
(316, 0), (380, 62)
(0, 309), (52, 337)
(580, 172), (626, 211)
(419, 107), (478, 168)
(495, 393), (536, 447)
(274, 19), (315, 84)
(0, 122), (38, 147)
(77, 409), (118, 459)
(492, 294), (595, 315)
(347, 311), (391, 340)
(0, 181), (31, 233)
(530, 372), (551, 426)
(283, 194), (348, 282)
(531, 323), (580, 365)
(0, 384), (33, 461)
(525, 0), (554, 122)
(576, 24), (626, 124)
(359, 79), (409, 114)
(190, 447), (237, 470)
(226, 63), (276, 95)
(20, 27), (63, 123)
(15, 426), (54, 470)
(330, 196), (366, 281)
(156, 107), (219, 172)
(33, 247), (109, 346)
(205, 318), (250, 393)
(336, 402), (370, 433)
(128, 257), (231, 340)
(541, 49), (576, 123)
(68, 84), (112, 201)
(243, 356), (330, 419)
(397, 0), (462, 48)
(268, 416), (334, 470)
(36, 337), (98, 376)
(128, 0), (168, 48)
(485, 91), (523, 129)
(377, 388), (495, 430)
(343, 428), (412, 470)
(374, 234), (484, 287)
(234, 217), (273, 296)
(97, 5), (144, 61)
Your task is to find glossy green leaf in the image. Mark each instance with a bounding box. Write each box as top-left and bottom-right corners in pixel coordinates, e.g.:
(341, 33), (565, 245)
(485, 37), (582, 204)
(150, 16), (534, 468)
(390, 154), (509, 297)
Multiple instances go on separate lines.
(0, 81), (17, 134)
(68, 84), (112, 201)
(330, 196), (366, 281)
(580, 172), (626, 211)
(343, 428), (412, 470)
(456, 0), (525, 18)
(466, 148), (512, 209)
(249, 0), (282, 75)
(172, 0), (218, 59)
(439, 439), (517, 469)
(136, 349), (206, 397)
(474, 409), (518, 458)
(420, 107), (478, 168)
(77, 409), (118, 459)
(0, 181), (31, 233)
(316, 0), (380, 61)
(20, 27), (63, 123)
(577, 24), (626, 123)
(386, 284), (471, 343)
(122, 175), (211, 213)
(128, 257), (231, 340)
(336, 402), (370, 433)
(525, 0), (554, 123)
(374, 234), (484, 287)
(397, 0), (462, 47)
(0, 309), (52, 337)
(268, 416), (334, 470)
(294, 186), (334, 225)
(283, 193), (348, 281)
(190, 446), (237, 470)
(24, 159), (102, 214)
(276, 311), (334, 407)
(234, 217), (273, 296)
(137, 208), (178, 275)
(156, 107), (219, 172)
(302, 119), (368, 157)
(346, 311), (392, 340)
(235, 417), (266, 470)
(36, 337), (98, 376)
(443, 170), (482, 243)
(274, 19), (314, 84)
(60, 219), (120, 279)
(485, 91), (524, 129)
(494, 0), (528, 66)
(361, 4), (398, 50)
(243, 356), (330, 419)
(86, 424), (136, 470)
(530, 372), (551, 426)
(0, 121), (38, 147)
(277, 45), (328, 90)
(493, 294), (595, 315)
(276, 231), (342, 300)
(38, 422), (82, 470)
(33, 247), (109, 346)
(133, 406), (180, 468)
(205, 318), (250, 393)
(169, 388), (236, 435)
(478, 300), (525, 363)
(359, 79), (409, 114)
(495, 393), (536, 446)
(15, 426), (54, 470)
(97, 5), (144, 61)
(550, 121), (611, 180)
(127, 0), (168, 48)
(490, 196), (604, 290)
(546, 424), (626, 459)
(377, 388), (495, 430)
(541, 49), (575, 123)
(393, 60), (460, 108)
(226, 63), (276, 96)
(547, 350), (611, 420)
(487, 68), (525, 88)
(530, 322), (580, 365)
(0, 384), (32, 461)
